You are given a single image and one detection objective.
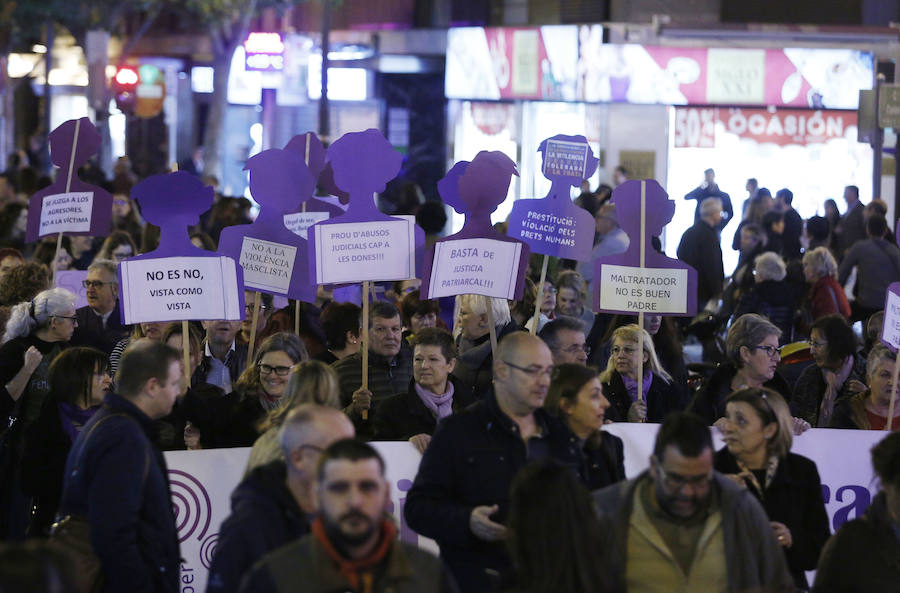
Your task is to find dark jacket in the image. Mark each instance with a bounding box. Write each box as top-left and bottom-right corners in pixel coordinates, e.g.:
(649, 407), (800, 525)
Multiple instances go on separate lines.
(332, 347), (414, 440)
(835, 201), (866, 257)
(453, 321), (520, 402)
(71, 301), (130, 356)
(733, 280), (797, 343)
(213, 391), (268, 448)
(685, 184), (733, 231)
(602, 369), (686, 423)
(790, 356), (866, 427)
(236, 531), (458, 593)
(713, 449), (831, 589)
(155, 383), (226, 450)
(677, 219), (725, 307)
(689, 361), (792, 424)
(372, 377), (475, 441)
(812, 492), (900, 593)
(576, 429), (626, 492)
(829, 391), (900, 430)
(206, 460), (311, 593)
(192, 342), (249, 393)
(593, 471), (794, 593)
(58, 393), (180, 593)
(404, 389), (582, 593)
(781, 208), (803, 261)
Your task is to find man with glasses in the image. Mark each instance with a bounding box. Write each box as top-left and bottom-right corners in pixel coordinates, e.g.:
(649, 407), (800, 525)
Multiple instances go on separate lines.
(333, 301), (413, 440)
(538, 316), (589, 365)
(237, 290), (274, 347)
(71, 259), (129, 355)
(593, 412), (792, 593)
(207, 404), (354, 593)
(405, 332), (581, 593)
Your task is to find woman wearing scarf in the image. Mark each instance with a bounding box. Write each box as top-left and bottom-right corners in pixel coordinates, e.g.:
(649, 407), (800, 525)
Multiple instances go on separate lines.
(20, 347), (111, 536)
(599, 324), (683, 423)
(373, 327), (474, 452)
(715, 387), (830, 591)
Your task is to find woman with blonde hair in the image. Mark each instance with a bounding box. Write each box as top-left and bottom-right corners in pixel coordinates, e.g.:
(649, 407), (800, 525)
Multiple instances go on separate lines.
(715, 387), (830, 590)
(802, 246), (850, 321)
(244, 360), (340, 472)
(599, 324), (683, 423)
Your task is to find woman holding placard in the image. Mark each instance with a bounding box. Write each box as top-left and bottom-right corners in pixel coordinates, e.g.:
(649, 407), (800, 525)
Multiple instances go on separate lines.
(215, 332), (307, 447)
(598, 324), (683, 423)
(453, 295), (518, 400)
(715, 387), (830, 591)
(831, 344), (900, 431)
(545, 363), (625, 490)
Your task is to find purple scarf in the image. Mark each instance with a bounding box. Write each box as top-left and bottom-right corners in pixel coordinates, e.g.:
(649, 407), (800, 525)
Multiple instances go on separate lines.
(414, 382), (455, 419)
(58, 401), (101, 443)
(621, 370), (653, 403)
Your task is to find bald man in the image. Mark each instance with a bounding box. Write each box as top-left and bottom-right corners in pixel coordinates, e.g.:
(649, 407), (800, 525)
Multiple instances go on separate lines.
(206, 405), (354, 593)
(405, 332), (582, 593)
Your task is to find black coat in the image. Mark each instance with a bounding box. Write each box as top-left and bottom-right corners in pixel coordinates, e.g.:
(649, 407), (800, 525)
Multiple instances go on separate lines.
(688, 361), (792, 424)
(70, 302), (130, 356)
(677, 219), (725, 307)
(206, 460), (310, 593)
(213, 391), (267, 448)
(714, 449), (831, 590)
(602, 370), (686, 423)
(155, 382), (225, 451)
(576, 430), (626, 491)
(453, 320), (520, 402)
(733, 280), (797, 343)
(404, 389), (583, 593)
(372, 377), (475, 441)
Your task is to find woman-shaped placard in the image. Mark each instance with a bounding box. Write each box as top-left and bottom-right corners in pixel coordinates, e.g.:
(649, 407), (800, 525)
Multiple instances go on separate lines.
(306, 129), (425, 285)
(217, 149), (318, 304)
(507, 134), (598, 261)
(283, 132), (346, 218)
(592, 179), (698, 315)
(420, 150), (531, 301)
(26, 118), (113, 243)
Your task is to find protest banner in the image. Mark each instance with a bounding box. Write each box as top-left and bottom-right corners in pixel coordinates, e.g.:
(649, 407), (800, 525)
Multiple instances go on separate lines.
(25, 118), (113, 284)
(118, 172), (244, 332)
(593, 180), (698, 406)
(507, 134), (598, 333)
(880, 284), (900, 429)
(307, 129), (426, 418)
(55, 269), (88, 309)
(164, 426), (887, 590)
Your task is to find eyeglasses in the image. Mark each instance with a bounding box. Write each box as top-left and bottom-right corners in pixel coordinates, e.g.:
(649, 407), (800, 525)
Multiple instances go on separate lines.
(258, 364), (291, 376)
(111, 251), (132, 261)
(753, 345), (783, 359)
(502, 360), (553, 378)
(654, 459), (712, 490)
(611, 345), (637, 355)
(808, 340), (828, 350)
(560, 343), (591, 355)
(82, 280), (115, 289)
(244, 303), (269, 313)
(53, 315), (78, 323)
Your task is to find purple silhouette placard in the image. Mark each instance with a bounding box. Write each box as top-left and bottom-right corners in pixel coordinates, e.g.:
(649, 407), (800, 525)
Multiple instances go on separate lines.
(282, 131), (346, 229)
(118, 172), (244, 324)
(882, 283), (900, 351)
(507, 135), (597, 260)
(26, 118), (112, 242)
(421, 151), (530, 301)
(592, 180), (697, 316)
(218, 148), (317, 303)
(307, 129), (425, 285)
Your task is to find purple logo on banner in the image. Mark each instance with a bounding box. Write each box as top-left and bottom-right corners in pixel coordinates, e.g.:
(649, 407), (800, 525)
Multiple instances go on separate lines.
(26, 118), (112, 242)
(168, 469), (213, 543)
(507, 134), (597, 261)
(217, 148), (317, 303)
(593, 180), (698, 316)
(421, 151), (530, 300)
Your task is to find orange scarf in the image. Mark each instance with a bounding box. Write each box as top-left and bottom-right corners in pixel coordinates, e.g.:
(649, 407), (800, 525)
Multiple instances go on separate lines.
(311, 517), (397, 593)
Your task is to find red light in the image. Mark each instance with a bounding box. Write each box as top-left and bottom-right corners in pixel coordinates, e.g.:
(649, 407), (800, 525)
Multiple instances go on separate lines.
(115, 67), (139, 86)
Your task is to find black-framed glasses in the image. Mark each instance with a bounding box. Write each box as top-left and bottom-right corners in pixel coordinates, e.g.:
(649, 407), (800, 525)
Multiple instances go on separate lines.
(808, 340), (828, 350)
(82, 280), (115, 289)
(53, 315), (78, 322)
(560, 343), (591, 355)
(654, 458), (712, 490)
(502, 360), (553, 378)
(244, 303), (269, 313)
(258, 363), (291, 376)
(753, 345), (783, 359)
(611, 345), (637, 355)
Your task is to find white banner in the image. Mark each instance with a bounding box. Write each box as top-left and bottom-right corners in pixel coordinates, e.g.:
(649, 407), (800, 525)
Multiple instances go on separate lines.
(313, 219), (416, 284)
(598, 264), (689, 314)
(239, 237), (297, 294)
(427, 238), (523, 299)
(283, 211), (329, 239)
(39, 192), (93, 236)
(164, 428), (886, 591)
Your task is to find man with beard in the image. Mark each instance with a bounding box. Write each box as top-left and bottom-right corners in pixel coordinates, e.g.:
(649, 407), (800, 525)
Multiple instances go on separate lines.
(593, 412), (793, 593)
(237, 439), (458, 593)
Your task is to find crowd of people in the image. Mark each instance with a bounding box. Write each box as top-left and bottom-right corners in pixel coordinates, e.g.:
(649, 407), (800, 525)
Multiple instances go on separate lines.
(0, 155), (898, 593)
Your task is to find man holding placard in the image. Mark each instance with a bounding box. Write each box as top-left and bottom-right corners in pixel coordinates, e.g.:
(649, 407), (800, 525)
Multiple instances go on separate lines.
(71, 259), (129, 355)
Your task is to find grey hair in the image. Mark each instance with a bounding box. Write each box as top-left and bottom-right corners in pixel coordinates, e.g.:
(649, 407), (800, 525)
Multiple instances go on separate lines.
(3, 287), (77, 343)
(699, 197), (722, 218)
(802, 247), (838, 280)
(455, 294), (511, 329)
(866, 343), (896, 379)
(754, 252), (787, 282)
(87, 259), (119, 283)
(725, 313), (781, 368)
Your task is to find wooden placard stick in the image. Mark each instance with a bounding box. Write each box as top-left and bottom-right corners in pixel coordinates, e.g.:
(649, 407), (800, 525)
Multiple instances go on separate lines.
(637, 181), (646, 414)
(484, 295), (498, 354)
(52, 118), (82, 287)
(361, 280), (370, 420)
(247, 291), (261, 368)
(181, 320), (192, 389)
(530, 254), (549, 335)
(887, 352), (900, 431)
(296, 134), (311, 336)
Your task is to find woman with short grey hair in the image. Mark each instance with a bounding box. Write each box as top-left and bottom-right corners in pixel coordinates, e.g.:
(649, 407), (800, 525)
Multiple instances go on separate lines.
(733, 253), (795, 341)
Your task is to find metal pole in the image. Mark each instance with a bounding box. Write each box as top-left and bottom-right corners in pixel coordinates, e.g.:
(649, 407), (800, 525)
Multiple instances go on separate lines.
(318, 0), (331, 142)
(874, 73), (885, 200)
(44, 24), (53, 136)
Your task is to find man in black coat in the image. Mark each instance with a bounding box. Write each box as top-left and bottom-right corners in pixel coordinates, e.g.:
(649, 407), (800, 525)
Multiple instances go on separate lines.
(775, 188), (803, 261)
(677, 196), (725, 309)
(404, 332), (582, 593)
(206, 405), (354, 593)
(684, 168), (733, 231)
(58, 340), (182, 593)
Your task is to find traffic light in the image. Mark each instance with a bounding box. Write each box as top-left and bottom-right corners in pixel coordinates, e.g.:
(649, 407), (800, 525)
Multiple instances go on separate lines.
(113, 65), (139, 113)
